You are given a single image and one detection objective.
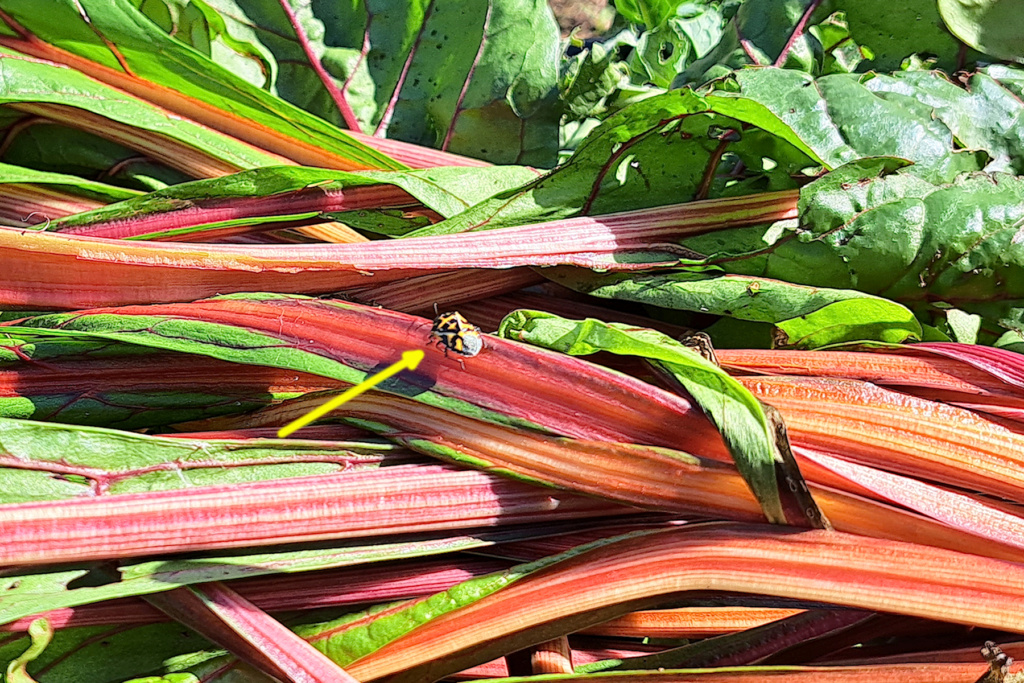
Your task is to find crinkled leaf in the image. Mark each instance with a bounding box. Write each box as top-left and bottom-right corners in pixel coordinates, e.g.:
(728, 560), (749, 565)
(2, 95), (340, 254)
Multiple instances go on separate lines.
(673, 162), (1024, 338)
(614, 0), (679, 30)
(496, 310), (826, 527)
(630, 4), (725, 87)
(848, 67), (1024, 175)
(707, 69), (989, 182)
(835, 0), (967, 72)
(442, 64), (1023, 235)
(412, 89), (808, 236)
(679, 0), (874, 83)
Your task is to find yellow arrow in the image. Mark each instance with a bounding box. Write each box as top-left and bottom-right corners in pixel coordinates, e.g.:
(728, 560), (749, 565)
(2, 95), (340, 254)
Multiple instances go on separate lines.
(277, 349), (424, 438)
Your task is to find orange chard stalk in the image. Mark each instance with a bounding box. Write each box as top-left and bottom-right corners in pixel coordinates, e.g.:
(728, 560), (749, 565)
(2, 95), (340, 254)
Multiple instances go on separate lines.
(579, 607), (808, 639)
(739, 375), (1024, 504)
(718, 347), (1022, 397)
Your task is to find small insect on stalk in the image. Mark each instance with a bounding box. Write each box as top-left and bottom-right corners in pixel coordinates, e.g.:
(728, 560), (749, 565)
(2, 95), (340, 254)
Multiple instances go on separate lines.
(430, 307), (483, 368)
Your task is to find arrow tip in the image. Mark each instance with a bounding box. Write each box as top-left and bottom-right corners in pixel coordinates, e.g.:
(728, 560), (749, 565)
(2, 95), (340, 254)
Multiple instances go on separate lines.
(402, 349), (425, 370)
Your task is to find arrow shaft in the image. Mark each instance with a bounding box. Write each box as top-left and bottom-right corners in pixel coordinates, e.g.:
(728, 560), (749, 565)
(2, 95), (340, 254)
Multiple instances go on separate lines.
(277, 360), (408, 437)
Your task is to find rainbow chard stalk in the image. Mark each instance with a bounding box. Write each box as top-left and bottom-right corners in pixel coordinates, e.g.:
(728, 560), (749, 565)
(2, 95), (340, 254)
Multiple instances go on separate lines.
(50, 179), (414, 242)
(10, 296), (1024, 560)
(717, 345), (1024, 424)
(0, 164), (142, 226)
(0, 348), (347, 429)
(3, 555), (514, 632)
(0, 185), (118, 227)
(0, 4), (400, 171)
(2, 294), (726, 447)
(43, 165), (518, 242)
(0, 458), (626, 566)
(144, 582), (360, 683)
(258, 524), (1024, 682)
(0, 192), (798, 308)
(739, 375), (1024, 504)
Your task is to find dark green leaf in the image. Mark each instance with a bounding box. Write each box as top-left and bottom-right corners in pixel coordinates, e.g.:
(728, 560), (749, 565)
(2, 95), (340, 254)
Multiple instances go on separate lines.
(0, 125), (189, 192)
(145, 0), (561, 166)
(670, 162), (1024, 338)
(834, 0), (965, 72)
(548, 268), (922, 348)
(411, 87), (808, 236)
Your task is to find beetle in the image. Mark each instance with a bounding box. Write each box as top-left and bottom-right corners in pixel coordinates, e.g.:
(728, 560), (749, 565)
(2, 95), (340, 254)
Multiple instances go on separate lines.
(430, 310), (483, 359)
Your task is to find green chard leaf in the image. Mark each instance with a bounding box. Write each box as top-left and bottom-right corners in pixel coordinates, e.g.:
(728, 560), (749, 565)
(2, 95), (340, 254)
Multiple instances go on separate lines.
(547, 268), (922, 349)
(496, 310), (827, 528)
(139, 0), (561, 167)
(938, 0), (1024, 64)
(0, 417), (396, 503)
(655, 159), (1024, 340)
(0, 49), (284, 174)
(706, 69), (990, 183)
(0, 162), (142, 205)
(0, 0), (401, 170)
(0, 622), (216, 683)
(410, 87), (811, 236)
